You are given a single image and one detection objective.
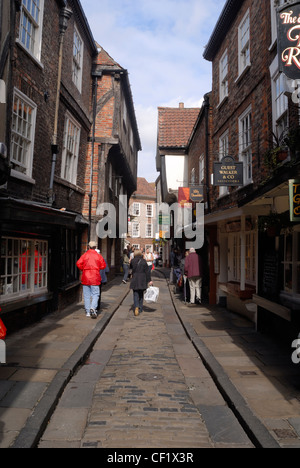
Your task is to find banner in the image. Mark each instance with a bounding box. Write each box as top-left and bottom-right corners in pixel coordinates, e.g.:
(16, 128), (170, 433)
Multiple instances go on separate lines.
(277, 1), (300, 79)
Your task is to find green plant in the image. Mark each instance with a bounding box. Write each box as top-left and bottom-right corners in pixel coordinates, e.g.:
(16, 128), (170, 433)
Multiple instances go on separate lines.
(282, 126), (300, 156)
(264, 146), (288, 170)
(258, 211), (290, 234)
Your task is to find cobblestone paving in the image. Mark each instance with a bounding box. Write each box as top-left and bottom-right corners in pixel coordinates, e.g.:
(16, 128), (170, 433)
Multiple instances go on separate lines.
(81, 298), (212, 448)
(39, 276), (252, 449)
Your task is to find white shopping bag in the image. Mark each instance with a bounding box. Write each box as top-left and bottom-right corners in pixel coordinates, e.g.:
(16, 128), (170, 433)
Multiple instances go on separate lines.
(144, 286), (159, 303)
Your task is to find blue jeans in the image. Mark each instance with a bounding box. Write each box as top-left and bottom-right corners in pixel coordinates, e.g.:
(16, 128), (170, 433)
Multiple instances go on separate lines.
(83, 285), (100, 313)
(123, 264), (129, 282)
(133, 290), (144, 313)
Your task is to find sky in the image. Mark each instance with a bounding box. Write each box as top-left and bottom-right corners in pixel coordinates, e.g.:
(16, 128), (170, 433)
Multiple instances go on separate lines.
(80, 0), (227, 182)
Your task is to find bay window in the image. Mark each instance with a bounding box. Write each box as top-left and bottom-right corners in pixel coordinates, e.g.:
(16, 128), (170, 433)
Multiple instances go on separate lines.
(0, 237), (48, 302)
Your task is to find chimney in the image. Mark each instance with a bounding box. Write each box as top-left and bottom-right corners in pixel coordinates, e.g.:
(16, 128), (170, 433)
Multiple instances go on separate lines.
(179, 103), (184, 109)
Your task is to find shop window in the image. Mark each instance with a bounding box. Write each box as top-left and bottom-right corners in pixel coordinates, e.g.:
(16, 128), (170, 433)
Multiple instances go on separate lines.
(229, 232), (256, 283)
(283, 230), (300, 295)
(0, 238), (48, 302)
(246, 232), (256, 283)
(60, 230), (79, 287)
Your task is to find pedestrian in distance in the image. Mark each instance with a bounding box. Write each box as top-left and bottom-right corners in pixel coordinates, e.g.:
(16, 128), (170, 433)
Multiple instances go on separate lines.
(76, 241), (107, 319)
(121, 248), (130, 284)
(184, 247), (203, 305)
(130, 250), (153, 317)
(144, 248), (154, 274)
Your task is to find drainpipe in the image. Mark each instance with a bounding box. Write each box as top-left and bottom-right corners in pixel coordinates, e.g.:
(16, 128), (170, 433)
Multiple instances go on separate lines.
(88, 72), (100, 242)
(204, 93), (211, 213)
(48, 6), (72, 205)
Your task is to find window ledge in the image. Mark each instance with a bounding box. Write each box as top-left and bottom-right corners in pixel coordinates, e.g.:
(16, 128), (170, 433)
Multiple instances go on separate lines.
(11, 169), (36, 185)
(253, 294), (291, 321)
(0, 291), (53, 314)
(59, 280), (81, 292)
(219, 282), (256, 300)
(54, 176), (85, 195)
(16, 39), (44, 70)
(235, 64), (251, 85)
(217, 95), (229, 110)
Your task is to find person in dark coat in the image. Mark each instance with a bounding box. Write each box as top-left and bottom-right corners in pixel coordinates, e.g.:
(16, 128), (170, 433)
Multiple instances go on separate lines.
(130, 250), (153, 316)
(184, 247), (203, 305)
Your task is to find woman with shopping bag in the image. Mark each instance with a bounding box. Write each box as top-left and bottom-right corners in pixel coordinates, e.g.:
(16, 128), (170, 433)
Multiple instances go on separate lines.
(130, 250), (153, 316)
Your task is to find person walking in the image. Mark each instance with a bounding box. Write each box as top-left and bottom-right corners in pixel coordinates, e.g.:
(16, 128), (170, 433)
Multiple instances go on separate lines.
(144, 248), (154, 274)
(121, 249), (130, 284)
(77, 241), (106, 318)
(184, 247), (203, 305)
(130, 250), (153, 316)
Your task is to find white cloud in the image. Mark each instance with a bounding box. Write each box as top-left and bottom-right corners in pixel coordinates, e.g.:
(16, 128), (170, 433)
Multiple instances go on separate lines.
(80, 0), (226, 181)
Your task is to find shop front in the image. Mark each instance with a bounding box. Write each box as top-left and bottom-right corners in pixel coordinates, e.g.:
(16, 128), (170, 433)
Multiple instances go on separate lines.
(0, 197), (88, 332)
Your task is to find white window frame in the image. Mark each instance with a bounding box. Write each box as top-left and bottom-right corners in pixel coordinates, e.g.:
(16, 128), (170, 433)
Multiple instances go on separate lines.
(145, 224), (153, 238)
(72, 26), (84, 93)
(146, 204), (154, 218)
(0, 237), (48, 303)
(219, 50), (229, 103)
(199, 154), (205, 184)
(132, 203), (141, 217)
(61, 112), (81, 185)
(239, 106), (252, 185)
(18, 0), (44, 62)
(132, 222), (140, 238)
(10, 88), (37, 179)
(238, 9), (251, 76)
(219, 130), (230, 197)
(190, 168), (196, 185)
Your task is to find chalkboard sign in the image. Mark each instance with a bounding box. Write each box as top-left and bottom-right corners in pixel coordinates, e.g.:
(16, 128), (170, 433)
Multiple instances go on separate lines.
(262, 252), (279, 299)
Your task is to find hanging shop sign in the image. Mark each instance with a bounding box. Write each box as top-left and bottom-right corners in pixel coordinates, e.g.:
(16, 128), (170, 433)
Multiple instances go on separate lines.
(178, 186), (204, 206)
(190, 187), (204, 203)
(277, 1), (300, 79)
(213, 156), (243, 187)
(289, 179), (300, 222)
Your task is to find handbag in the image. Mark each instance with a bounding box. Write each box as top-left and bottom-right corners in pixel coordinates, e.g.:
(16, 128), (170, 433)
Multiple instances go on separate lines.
(144, 286), (159, 303)
(0, 318), (7, 340)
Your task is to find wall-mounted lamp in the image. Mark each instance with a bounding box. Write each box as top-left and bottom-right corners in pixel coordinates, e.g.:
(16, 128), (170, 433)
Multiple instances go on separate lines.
(44, 91), (50, 103)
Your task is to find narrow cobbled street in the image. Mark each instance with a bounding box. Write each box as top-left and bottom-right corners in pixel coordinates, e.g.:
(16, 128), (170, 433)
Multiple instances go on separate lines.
(38, 274), (252, 448)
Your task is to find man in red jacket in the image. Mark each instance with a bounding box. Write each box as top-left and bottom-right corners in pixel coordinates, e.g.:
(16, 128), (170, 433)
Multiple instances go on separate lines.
(77, 241), (107, 318)
(184, 247), (203, 305)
